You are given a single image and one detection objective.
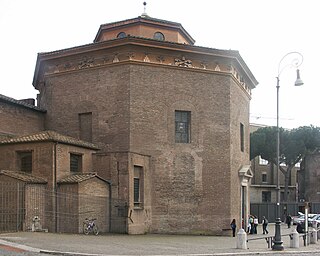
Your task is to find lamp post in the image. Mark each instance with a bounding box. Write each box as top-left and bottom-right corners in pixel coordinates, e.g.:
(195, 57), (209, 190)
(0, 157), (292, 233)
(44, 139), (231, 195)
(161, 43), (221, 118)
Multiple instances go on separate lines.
(272, 52), (304, 251)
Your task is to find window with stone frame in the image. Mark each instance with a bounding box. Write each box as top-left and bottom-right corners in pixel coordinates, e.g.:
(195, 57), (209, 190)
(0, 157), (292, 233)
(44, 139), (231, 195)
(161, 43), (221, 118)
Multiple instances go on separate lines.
(70, 153), (82, 173)
(175, 110), (191, 143)
(17, 151), (32, 173)
(134, 166), (144, 208)
(262, 191), (271, 202)
(262, 173), (267, 183)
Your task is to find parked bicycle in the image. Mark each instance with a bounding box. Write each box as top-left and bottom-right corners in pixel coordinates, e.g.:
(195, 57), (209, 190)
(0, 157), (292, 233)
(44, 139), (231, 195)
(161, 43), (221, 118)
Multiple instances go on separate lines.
(83, 218), (99, 235)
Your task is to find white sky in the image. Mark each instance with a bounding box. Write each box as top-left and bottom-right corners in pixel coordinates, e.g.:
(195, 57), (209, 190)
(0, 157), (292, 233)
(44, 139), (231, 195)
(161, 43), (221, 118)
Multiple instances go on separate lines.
(0, 0), (318, 129)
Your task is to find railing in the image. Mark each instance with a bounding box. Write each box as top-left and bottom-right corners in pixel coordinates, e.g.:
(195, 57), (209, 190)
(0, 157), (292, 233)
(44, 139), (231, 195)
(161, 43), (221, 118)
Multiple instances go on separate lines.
(247, 228), (320, 249)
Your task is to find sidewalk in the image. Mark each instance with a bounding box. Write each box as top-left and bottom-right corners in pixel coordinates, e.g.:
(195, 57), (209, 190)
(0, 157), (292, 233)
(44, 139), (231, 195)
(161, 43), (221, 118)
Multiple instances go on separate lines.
(0, 224), (320, 255)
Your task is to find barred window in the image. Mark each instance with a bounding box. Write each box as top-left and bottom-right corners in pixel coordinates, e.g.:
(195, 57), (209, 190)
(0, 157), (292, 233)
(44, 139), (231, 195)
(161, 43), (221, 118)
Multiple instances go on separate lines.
(175, 111), (191, 143)
(18, 151), (32, 173)
(134, 166), (143, 208)
(70, 153), (82, 173)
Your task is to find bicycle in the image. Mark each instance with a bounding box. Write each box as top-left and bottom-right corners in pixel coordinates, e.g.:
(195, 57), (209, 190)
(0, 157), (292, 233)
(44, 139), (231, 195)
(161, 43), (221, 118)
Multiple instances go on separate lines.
(83, 218), (99, 235)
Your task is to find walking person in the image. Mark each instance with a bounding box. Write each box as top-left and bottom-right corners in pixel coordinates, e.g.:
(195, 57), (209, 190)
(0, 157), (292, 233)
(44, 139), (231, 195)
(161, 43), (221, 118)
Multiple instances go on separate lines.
(286, 214), (292, 228)
(253, 215), (258, 234)
(248, 215), (254, 234)
(230, 219), (237, 237)
(262, 216), (269, 234)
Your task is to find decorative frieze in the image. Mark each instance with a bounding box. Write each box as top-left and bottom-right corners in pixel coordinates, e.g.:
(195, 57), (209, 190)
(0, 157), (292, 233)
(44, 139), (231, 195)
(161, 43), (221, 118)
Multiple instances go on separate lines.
(174, 56), (192, 68)
(40, 50), (251, 95)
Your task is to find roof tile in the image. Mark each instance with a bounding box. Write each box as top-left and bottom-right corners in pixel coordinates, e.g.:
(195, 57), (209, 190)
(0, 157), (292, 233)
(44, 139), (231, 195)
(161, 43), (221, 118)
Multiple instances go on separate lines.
(0, 130), (99, 150)
(0, 170), (47, 184)
(58, 173), (109, 184)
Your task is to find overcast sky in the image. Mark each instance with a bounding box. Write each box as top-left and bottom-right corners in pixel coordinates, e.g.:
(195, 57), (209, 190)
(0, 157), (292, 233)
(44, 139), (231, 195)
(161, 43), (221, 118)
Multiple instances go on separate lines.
(0, 0), (318, 129)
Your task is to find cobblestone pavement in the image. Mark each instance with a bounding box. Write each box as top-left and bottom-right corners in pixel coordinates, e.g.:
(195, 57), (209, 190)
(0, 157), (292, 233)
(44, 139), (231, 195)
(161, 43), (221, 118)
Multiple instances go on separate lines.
(0, 224), (319, 256)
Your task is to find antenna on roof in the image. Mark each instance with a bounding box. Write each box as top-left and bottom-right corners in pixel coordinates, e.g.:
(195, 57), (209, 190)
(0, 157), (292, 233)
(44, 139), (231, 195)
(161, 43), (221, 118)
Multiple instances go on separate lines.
(142, 1), (148, 17)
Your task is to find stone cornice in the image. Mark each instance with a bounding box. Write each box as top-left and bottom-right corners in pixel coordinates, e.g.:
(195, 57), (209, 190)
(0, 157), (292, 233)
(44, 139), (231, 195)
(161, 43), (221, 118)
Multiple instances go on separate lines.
(33, 37), (257, 97)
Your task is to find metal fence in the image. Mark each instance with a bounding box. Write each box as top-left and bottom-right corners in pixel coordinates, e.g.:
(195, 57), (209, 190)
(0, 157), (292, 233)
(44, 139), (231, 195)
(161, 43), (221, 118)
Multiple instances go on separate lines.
(0, 182), (127, 233)
(251, 202), (320, 222)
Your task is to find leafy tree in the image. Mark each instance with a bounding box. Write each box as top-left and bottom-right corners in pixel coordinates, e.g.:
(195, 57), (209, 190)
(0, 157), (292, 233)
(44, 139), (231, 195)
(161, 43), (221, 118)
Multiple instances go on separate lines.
(250, 125), (320, 201)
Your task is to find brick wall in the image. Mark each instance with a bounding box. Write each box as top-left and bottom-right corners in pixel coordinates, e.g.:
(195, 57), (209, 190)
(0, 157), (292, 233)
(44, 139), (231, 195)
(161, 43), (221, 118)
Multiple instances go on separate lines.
(35, 44), (253, 235)
(0, 100), (44, 136)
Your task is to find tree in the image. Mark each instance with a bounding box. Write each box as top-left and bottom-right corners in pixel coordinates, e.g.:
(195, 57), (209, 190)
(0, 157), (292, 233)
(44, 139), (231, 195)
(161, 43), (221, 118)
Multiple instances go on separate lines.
(250, 125), (320, 202)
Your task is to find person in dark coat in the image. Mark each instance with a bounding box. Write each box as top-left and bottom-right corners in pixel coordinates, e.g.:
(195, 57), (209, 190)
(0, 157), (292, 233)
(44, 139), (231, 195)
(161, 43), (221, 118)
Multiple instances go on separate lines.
(286, 215), (292, 228)
(230, 219), (237, 237)
(262, 216), (269, 234)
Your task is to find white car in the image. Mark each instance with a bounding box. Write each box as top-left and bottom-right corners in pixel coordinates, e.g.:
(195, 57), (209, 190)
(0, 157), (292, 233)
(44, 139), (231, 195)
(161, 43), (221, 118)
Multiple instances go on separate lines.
(292, 212), (317, 225)
(308, 214), (320, 227)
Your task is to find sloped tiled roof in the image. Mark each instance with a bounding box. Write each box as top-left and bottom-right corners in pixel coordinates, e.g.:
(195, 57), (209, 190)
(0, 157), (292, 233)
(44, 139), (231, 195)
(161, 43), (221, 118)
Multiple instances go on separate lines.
(0, 130), (99, 150)
(58, 173), (110, 184)
(0, 94), (46, 112)
(0, 170), (47, 184)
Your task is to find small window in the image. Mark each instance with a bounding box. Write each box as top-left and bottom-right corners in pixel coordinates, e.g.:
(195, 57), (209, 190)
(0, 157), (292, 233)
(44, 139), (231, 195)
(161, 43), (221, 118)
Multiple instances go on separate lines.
(18, 151), (32, 173)
(240, 123), (244, 152)
(154, 32), (165, 41)
(134, 178), (140, 204)
(134, 166), (144, 208)
(262, 191), (271, 202)
(117, 32), (127, 38)
(70, 153), (82, 173)
(262, 173), (267, 183)
(175, 111), (191, 143)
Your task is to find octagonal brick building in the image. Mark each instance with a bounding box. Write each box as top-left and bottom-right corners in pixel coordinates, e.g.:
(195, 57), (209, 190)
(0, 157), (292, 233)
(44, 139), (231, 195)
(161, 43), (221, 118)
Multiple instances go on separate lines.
(33, 14), (258, 235)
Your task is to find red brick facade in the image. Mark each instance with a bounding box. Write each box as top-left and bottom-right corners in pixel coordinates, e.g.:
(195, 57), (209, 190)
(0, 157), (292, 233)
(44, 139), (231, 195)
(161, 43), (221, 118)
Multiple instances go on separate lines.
(0, 15), (257, 235)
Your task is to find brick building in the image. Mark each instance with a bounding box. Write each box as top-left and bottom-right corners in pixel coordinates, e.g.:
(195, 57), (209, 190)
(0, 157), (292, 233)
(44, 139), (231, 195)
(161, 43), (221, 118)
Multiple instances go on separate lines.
(0, 14), (257, 235)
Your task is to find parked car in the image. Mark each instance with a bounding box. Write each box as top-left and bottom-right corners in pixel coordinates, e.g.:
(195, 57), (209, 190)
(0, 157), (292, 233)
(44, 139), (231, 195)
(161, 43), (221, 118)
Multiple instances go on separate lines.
(308, 214), (320, 227)
(292, 212), (317, 225)
(292, 212), (304, 225)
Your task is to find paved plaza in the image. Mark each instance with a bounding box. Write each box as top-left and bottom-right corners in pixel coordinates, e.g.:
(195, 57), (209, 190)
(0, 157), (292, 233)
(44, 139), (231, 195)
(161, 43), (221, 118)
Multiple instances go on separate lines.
(0, 224), (320, 255)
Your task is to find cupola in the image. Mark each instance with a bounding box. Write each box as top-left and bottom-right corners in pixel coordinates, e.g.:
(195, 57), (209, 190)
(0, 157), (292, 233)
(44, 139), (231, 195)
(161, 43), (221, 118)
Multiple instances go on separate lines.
(94, 15), (195, 45)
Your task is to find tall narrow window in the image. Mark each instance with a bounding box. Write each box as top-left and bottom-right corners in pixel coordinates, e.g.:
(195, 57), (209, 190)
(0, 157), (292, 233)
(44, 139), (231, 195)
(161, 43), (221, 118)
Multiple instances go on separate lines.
(70, 153), (82, 173)
(134, 166), (144, 208)
(262, 173), (267, 183)
(79, 112), (92, 142)
(18, 151), (32, 173)
(240, 123), (244, 152)
(175, 111), (191, 143)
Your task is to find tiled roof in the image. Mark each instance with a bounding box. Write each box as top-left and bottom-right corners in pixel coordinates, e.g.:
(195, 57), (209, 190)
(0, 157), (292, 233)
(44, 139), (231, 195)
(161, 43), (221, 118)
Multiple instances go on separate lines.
(0, 94), (46, 112)
(0, 170), (47, 184)
(0, 130), (99, 150)
(58, 173), (110, 184)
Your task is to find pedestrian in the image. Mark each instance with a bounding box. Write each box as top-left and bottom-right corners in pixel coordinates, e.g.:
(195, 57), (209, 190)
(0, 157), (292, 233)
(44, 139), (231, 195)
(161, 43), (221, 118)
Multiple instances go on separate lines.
(286, 214), (292, 228)
(253, 215), (258, 234)
(248, 215), (253, 234)
(230, 219), (237, 237)
(262, 216), (269, 234)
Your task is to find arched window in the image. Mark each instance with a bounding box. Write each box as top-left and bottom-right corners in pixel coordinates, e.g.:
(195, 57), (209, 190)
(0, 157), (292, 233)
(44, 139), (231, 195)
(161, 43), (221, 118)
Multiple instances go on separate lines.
(117, 32), (127, 39)
(153, 32), (165, 41)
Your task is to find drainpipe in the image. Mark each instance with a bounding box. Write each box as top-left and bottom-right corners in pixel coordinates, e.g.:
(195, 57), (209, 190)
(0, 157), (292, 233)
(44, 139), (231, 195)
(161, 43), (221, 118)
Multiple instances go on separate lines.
(53, 142), (58, 232)
(108, 180), (112, 232)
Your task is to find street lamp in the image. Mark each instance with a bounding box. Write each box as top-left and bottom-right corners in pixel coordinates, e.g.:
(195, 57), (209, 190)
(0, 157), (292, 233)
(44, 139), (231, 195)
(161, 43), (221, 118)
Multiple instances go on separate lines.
(273, 52), (304, 251)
